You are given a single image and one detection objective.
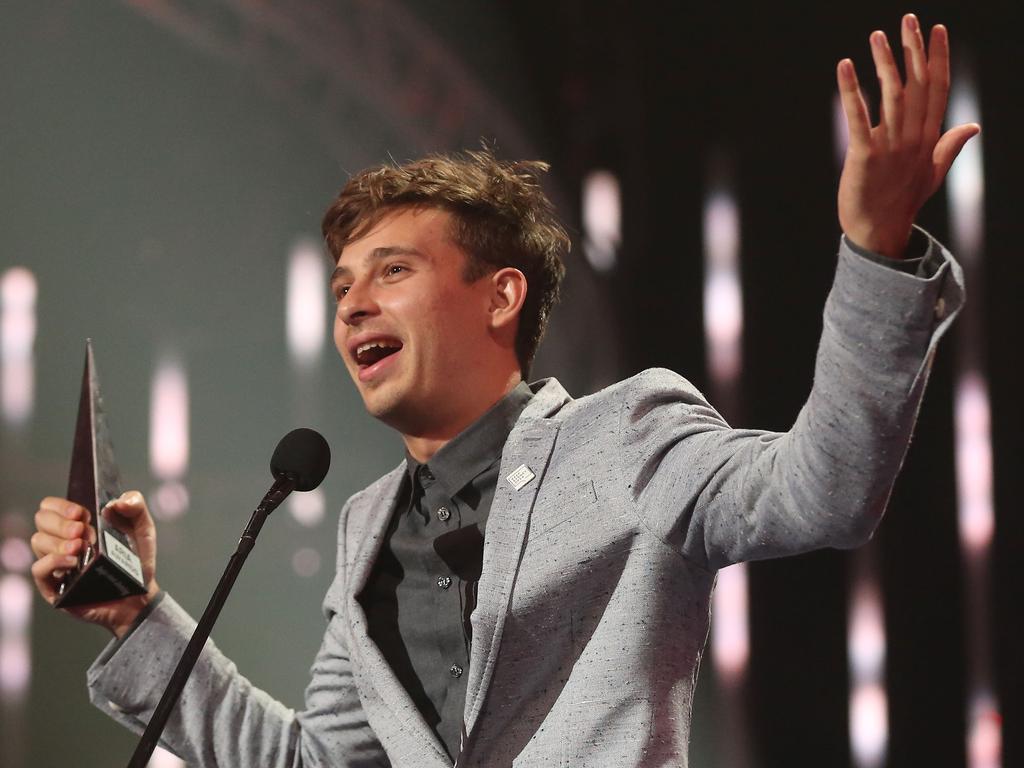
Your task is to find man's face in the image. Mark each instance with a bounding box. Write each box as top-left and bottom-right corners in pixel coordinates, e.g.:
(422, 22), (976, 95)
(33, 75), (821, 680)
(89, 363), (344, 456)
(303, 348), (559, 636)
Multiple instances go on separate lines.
(331, 207), (498, 435)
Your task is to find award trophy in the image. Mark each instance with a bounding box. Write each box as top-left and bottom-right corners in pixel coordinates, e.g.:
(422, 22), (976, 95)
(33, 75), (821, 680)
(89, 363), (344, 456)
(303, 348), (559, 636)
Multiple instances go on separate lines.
(53, 340), (147, 608)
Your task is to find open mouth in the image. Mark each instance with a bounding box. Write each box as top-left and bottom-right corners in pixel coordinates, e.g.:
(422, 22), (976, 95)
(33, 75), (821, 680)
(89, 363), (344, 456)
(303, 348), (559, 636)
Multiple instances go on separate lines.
(354, 339), (403, 369)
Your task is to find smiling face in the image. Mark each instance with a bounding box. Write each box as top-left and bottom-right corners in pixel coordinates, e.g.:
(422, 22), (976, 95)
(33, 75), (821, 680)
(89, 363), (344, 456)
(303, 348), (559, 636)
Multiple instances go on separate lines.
(332, 207), (523, 446)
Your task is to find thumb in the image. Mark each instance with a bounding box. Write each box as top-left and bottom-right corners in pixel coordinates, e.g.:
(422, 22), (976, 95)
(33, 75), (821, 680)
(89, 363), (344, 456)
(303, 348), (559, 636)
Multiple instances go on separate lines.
(103, 490), (149, 523)
(931, 123), (981, 191)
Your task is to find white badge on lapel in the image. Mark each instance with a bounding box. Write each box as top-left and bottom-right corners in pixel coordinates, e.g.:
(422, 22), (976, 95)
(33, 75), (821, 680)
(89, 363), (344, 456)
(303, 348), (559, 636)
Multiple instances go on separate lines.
(506, 464), (535, 491)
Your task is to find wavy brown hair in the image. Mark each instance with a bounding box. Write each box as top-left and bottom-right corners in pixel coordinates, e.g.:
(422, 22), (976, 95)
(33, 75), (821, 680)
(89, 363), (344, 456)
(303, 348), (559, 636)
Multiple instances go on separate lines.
(321, 149), (569, 376)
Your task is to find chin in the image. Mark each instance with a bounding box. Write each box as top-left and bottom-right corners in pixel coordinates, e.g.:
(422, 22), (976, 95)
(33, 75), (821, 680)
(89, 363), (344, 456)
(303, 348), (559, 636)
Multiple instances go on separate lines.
(360, 387), (412, 424)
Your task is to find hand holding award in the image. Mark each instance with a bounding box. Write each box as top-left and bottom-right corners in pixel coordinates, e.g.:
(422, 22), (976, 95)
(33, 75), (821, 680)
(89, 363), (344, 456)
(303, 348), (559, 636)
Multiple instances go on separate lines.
(29, 341), (160, 638)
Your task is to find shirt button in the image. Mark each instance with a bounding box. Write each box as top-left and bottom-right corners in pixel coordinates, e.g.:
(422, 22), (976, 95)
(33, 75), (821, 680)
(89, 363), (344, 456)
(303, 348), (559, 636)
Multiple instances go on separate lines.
(437, 575), (452, 590)
(421, 467), (434, 482)
(449, 664), (464, 678)
(436, 505), (451, 522)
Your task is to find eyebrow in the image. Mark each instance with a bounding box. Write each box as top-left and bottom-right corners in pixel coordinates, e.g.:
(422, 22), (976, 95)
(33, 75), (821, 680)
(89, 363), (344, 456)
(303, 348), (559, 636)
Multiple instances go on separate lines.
(331, 245), (427, 283)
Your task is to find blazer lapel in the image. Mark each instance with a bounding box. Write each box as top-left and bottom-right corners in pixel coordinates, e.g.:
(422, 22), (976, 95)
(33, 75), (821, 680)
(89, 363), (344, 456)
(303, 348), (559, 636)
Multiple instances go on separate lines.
(345, 466), (453, 764)
(347, 465), (404, 598)
(462, 417), (560, 735)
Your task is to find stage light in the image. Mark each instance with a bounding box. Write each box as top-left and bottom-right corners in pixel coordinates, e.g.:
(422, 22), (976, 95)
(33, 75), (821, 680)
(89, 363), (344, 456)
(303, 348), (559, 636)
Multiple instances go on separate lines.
(0, 267), (37, 427)
(287, 239), (327, 367)
(968, 692), (1002, 768)
(850, 683), (888, 767)
(0, 574), (32, 696)
(848, 581), (886, 682)
(0, 537), (33, 573)
(945, 58), (1001, 768)
(955, 372), (994, 554)
(151, 480), (190, 522)
(289, 487), (325, 527)
(703, 181), (749, 682)
(291, 547), (321, 578)
(711, 560), (749, 681)
(150, 358), (189, 480)
(582, 170), (621, 272)
(947, 72), (984, 260)
(848, 577), (888, 767)
(149, 357), (190, 519)
(703, 191), (743, 383)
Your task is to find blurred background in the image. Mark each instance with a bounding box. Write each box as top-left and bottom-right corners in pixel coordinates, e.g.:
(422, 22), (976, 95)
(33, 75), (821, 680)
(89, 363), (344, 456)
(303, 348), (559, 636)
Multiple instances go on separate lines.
(1, 2), (1020, 766)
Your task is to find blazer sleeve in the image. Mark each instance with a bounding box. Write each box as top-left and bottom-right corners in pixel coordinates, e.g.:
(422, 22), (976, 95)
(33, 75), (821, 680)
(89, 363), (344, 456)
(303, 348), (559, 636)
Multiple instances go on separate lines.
(86, 498), (389, 768)
(618, 230), (963, 572)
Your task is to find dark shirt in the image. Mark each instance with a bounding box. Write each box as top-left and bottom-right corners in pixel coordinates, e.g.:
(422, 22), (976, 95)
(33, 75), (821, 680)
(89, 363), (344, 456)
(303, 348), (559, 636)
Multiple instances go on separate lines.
(358, 382), (534, 760)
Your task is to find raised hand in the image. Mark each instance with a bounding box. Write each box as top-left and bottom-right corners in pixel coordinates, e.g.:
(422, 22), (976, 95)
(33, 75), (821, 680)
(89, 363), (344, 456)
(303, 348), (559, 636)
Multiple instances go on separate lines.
(30, 492), (160, 638)
(837, 14), (980, 259)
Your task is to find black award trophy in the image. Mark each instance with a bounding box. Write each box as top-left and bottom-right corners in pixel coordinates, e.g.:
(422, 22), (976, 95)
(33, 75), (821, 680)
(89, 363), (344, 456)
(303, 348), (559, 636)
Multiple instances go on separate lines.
(53, 340), (147, 608)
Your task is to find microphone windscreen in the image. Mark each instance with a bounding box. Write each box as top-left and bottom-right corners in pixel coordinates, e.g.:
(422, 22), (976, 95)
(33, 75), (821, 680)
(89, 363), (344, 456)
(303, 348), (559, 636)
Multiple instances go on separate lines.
(271, 428), (331, 491)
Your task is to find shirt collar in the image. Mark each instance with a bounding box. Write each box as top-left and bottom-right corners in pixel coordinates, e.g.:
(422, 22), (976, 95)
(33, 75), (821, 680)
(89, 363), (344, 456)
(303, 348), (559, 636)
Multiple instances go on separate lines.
(405, 381), (534, 497)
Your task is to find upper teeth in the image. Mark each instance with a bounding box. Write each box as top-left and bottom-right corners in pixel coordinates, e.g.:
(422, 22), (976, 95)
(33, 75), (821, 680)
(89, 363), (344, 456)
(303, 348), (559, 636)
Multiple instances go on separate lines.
(356, 340), (401, 355)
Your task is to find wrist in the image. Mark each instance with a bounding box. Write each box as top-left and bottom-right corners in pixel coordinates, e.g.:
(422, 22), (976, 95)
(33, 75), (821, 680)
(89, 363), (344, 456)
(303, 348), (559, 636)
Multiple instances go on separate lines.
(844, 223), (913, 260)
(109, 580), (160, 639)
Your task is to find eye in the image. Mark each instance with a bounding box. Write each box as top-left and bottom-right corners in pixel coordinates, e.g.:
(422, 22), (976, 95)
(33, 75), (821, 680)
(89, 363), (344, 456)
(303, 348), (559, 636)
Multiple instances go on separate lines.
(385, 264), (406, 277)
(332, 284), (350, 300)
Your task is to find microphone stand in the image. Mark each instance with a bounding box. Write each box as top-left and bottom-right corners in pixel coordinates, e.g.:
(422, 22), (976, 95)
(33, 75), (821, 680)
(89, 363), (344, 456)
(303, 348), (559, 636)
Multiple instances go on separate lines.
(126, 475), (296, 768)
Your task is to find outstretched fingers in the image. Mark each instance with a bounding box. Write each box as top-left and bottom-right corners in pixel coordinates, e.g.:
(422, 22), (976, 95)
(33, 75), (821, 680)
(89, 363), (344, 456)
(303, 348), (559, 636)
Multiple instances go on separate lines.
(837, 58), (871, 149)
(900, 14), (929, 144)
(870, 29), (903, 145)
(924, 24), (952, 145)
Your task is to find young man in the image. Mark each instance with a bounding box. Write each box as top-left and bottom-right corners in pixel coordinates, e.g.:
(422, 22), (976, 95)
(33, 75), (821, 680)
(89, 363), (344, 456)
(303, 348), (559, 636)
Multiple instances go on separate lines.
(31, 15), (977, 767)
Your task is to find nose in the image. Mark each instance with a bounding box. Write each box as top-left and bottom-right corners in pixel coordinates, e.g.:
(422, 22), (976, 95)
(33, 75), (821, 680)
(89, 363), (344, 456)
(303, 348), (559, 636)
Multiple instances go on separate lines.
(337, 278), (379, 326)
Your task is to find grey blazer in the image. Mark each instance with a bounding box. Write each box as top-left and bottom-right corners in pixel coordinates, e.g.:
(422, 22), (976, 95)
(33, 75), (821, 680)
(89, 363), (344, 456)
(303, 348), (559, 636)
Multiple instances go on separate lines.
(87, 235), (963, 767)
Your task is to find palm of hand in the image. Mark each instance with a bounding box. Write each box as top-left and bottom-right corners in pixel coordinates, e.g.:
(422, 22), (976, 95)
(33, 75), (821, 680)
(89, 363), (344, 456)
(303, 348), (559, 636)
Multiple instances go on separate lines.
(836, 17), (979, 259)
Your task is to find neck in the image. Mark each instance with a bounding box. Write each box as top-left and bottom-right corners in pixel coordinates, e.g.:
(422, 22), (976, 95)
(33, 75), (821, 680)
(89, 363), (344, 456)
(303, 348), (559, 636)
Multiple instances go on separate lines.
(402, 370), (522, 463)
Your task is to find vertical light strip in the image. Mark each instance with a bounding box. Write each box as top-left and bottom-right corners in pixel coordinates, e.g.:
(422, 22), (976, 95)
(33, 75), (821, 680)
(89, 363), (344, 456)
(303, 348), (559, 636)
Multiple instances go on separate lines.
(848, 558), (888, 767)
(833, 93), (890, 767)
(711, 559), (748, 680)
(286, 238), (327, 528)
(0, 517), (33, 768)
(946, 62), (1000, 768)
(702, 191), (743, 387)
(286, 239), (327, 367)
(704, 185), (747, 680)
(702, 166), (752, 768)
(0, 573), (32, 696)
(0, 268), (38, 427)
(582, 170), (621, 273)
(149, 357), (190, 520)
(955, 372), (994, 554)
(947, 78), (985, 267)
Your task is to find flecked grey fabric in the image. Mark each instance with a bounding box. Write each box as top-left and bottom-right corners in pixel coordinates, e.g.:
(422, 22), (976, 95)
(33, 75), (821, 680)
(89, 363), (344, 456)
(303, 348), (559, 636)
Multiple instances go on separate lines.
(86, 232), (963, 767)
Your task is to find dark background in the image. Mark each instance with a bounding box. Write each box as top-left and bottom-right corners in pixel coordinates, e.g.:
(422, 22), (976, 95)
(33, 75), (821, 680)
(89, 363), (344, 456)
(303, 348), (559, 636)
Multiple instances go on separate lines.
(1, 2), (1019, 766)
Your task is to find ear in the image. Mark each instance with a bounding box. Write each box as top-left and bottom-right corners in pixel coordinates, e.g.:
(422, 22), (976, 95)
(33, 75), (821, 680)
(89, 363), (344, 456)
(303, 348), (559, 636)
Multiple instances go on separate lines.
(488, 267), (527, 332)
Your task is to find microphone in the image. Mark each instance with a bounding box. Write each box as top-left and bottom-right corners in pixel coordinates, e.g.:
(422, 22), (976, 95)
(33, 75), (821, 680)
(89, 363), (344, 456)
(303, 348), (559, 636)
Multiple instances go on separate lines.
(127, 429), (330, 768)
(254, 428), (332, 523)
(272, 427), (331, 491)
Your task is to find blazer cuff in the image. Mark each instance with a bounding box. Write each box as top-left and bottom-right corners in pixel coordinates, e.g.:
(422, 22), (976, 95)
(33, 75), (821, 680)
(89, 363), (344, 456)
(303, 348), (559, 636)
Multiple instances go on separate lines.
(87, 592), (197, 727)
(831, 226), (964, 395)
(843, 226), (943, 278)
